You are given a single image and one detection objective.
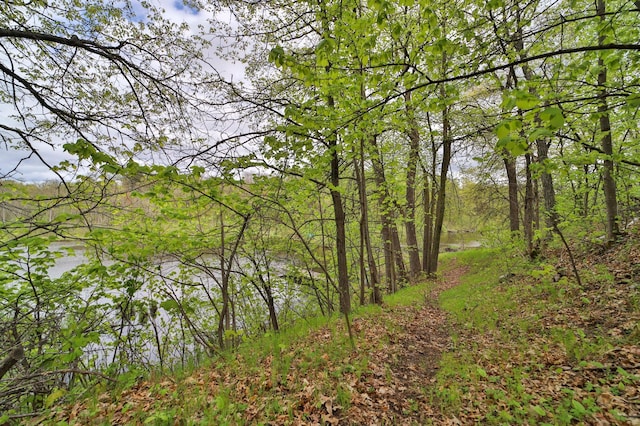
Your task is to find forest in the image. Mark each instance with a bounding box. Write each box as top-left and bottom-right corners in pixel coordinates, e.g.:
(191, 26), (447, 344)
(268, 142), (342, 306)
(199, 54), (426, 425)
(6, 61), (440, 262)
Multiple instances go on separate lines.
(1, 0), (639, 423)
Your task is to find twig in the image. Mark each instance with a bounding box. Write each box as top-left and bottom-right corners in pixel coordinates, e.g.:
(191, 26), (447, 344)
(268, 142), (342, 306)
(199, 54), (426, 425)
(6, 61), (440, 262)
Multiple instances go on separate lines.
(12, 369), (117, 383)
(572, 363), (640, 371)
(8, 411), (44, 420)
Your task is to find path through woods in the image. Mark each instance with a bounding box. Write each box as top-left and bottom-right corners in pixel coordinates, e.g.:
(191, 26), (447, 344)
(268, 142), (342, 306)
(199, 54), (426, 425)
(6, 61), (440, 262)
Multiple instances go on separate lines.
(342, 262), (469, 425)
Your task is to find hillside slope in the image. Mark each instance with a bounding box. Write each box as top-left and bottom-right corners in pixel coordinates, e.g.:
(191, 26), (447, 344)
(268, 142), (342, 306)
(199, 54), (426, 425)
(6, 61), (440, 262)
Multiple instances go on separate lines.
(40, 232), (639, 425)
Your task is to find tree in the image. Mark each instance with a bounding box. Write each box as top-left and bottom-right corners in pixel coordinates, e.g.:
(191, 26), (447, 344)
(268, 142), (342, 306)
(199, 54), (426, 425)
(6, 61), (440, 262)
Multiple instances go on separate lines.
(0, 0), (214, 414)
(0, 0), (210, 237)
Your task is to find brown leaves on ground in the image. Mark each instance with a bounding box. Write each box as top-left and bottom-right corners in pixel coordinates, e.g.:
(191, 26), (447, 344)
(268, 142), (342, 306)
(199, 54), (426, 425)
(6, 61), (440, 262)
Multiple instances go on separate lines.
(55, 267), (466, 425)
(431, 231), (640, 425)
(53, 231), (640, 425)
(343, 265), (466, 425)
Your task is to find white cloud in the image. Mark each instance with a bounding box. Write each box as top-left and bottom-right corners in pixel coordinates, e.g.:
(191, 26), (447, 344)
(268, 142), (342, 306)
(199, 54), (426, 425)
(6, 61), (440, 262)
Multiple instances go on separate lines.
(0, 143), (74, 183)
(1, 0), (250, 182)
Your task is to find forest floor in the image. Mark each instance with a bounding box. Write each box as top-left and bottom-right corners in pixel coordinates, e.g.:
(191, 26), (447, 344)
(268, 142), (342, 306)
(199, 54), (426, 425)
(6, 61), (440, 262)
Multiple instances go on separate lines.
(47, 230), (640, 425)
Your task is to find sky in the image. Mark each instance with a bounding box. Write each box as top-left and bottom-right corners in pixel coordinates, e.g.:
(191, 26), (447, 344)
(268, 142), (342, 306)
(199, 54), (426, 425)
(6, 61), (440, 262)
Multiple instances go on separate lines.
(0, 0), (245, 183)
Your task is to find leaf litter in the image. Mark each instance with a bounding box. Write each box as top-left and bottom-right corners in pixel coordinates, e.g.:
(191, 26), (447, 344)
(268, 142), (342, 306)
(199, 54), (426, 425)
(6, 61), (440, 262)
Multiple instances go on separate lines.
(49, 231), (640, 425)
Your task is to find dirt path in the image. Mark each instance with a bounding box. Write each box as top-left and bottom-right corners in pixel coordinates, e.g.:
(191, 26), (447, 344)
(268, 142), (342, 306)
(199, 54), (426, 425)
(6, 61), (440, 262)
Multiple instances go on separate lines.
(53, 263), (470, 426)
(343, 262), (469, 425)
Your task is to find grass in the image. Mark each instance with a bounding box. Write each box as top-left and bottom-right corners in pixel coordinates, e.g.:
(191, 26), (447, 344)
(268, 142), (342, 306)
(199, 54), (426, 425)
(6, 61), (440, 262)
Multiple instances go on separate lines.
(32, 237), (640, 425)
(432, 241), (640, 425)
(439, 249), (510, 331)
(46, 281), (435, 425)
(382, 279), (434, 307)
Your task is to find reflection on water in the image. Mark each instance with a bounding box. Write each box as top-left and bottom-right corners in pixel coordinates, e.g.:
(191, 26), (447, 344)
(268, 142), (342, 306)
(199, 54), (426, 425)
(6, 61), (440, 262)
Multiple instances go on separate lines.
(439, 231), (482, 251)
(6, 235), (481, 372)
(48, 242), (90, 279)
(17, 242), (315, 369)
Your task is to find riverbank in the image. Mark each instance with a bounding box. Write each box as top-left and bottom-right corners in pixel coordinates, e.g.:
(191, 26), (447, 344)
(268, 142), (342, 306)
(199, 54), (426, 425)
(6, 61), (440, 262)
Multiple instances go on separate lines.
(33, 231), (640, 424)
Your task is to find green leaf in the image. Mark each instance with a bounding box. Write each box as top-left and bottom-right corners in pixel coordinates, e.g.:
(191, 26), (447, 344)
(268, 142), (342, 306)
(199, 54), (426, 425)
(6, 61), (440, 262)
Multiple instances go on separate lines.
(315, 39), (335, 67)
(315, 38), (333, 54)
(626, 93), (640, 108)
(268, 46), (285, 67)
(506, 138), (527, 156)
(497, 133), (527, 156)
(529, 127), (553, 141)
(540, 107), (564, 129)
(316, 54), (329, 67)
(496, 122), (511, 139)
(45, 388), (67, 408)
(476, 367), (488, 378)
(571, 399), (587, 415)
(102, 163), (120, 174)
(514, 90), (540, 110)
(160, 299), (180, 312)
(530, 404), (546, 416)
(495, 119), (522, 139)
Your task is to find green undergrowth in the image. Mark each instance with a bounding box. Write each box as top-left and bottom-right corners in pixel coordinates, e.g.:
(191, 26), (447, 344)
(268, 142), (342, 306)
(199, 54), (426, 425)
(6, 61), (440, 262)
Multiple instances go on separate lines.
(32, 240), (640, 425)
(433, 242), (640, 425)
(438, 249), (508, 331)
(39, 270), (437, 425)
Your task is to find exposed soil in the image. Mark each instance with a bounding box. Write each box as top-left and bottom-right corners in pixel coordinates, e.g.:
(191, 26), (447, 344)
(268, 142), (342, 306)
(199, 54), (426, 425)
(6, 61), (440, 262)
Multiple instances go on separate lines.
(50, 237), (640, 425)
(52, 264), (469, 426)
(339, 263), (469, 425)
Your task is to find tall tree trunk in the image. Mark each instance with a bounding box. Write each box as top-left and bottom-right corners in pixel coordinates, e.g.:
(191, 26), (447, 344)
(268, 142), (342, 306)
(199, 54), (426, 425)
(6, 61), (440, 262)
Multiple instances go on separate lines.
(217, 211), (228, 349)
(524, 153), (536, 258)
(423, 111), (441, 275)
(513, 9), (559, 237)
(355, 139), (381, 304)
(503, 154), (520, 233)
(369, 134), (407, 291)
(354, 48), (381, 303)
(329, 161), (350, 314)
(597, 0), (619, 243)
(403, 91), (422, 281)
(317, 194), (335, 314)
(427, 92), (452, 275)
(380, 217), (396, 293)
(426, 78), (453, 275)
(582, 165), (591, 217)
(390, 219), (407, 286)
(265, 285), (279, 332)
(421, 165), (434, 273)
(217, 212), (250, 349)
(536, 139), (559, 229)
(327, 99), (350, 314)
(317, 2), (350, 315)
(358, 218), (366, 305)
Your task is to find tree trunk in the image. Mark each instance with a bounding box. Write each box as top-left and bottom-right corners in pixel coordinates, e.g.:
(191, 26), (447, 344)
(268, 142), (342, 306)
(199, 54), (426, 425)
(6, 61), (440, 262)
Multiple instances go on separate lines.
(427, 97), (452, 275)
(355, 70), (381, 304)
(536, 139), (559, 229)
(524, 153), (536, 258)
(327, 95), (351, 315)
(355, 140), (381, 304)
(369, 134), (406, 291)
(329, 148), (350, 315)
(597, 0), (619, 243)
(0, 346), (24, 380)
(513, 11), (559, 237)
(381, 216), (396, 293)
(403, 91), (422, 281)
(217, 212), (250, 349)
(265, 285), (279, 332)
(217, 211), (228, 349)
(504, 154), (520, 233)
(421, 166), (434, 273)
(390, 220), (407, 286)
